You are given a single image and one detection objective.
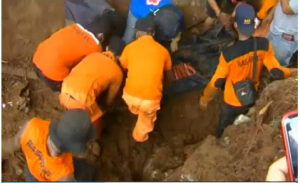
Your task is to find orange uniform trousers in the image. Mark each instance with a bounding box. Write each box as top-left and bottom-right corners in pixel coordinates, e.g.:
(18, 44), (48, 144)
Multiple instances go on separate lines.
(122, 91), (161, 142)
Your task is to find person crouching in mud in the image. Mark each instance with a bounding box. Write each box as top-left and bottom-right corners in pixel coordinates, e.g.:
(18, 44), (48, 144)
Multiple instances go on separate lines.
(2, 109), (97, 182)
(32, 16), (111, 93)
(59, 36), (125, 156)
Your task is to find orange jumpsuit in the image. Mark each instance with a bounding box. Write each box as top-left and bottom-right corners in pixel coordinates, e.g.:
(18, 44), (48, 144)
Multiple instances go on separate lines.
(59, 52), (123, 138)
(120, 35), (172, 142)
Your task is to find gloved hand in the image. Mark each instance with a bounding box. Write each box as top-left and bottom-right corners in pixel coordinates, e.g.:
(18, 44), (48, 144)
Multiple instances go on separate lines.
(170, 32), (181, 53)
(254, 16), (261, 29)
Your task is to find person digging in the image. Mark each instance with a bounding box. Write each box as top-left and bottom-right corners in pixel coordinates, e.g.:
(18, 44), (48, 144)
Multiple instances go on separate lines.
(2, 109), (97, 182)
(59, 36), (125, 157)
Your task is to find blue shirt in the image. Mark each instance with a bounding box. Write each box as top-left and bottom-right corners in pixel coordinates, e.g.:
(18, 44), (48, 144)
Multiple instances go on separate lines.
(129, 0), (183, 32)
(270, 0), (298, 41)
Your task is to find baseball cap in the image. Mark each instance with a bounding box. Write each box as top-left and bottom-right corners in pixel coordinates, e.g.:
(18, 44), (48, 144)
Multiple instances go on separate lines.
(235, 3), (255, 36)
(49, 109), (96, 154)
(135, 16), (155, 33)
(154, 6), (180, 41)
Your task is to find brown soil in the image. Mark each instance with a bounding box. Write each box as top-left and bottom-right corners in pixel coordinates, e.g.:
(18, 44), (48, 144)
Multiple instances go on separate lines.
(1, 0), (298, 182)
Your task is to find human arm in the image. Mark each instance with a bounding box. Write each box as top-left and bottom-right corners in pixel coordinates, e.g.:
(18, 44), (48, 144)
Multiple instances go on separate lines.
(257, 0), (278, 20)
(266, 157), (289, 181)
(58, 173), (76, 182)
(280, 0), (298, 15)
(200, 53), (229, 108)
(163, 50), (175, 87)
(208, 0), (231, 27)
(2, 121), (30, 156)
(105, 73), (123, 108)
(261, 5), (277, 26)
(263, 42), (291, 79)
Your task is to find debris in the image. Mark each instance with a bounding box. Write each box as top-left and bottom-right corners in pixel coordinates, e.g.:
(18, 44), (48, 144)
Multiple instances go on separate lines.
(5, 80), (31, 112)
(233, 115), (251, 126)
(224, 136), (230, 146)
(2, 63), (38, 80)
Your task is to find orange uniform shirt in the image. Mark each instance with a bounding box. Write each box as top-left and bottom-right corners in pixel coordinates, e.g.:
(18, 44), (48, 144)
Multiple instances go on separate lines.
(206, 37), (290, 107)
(33, 24), (102, 81)
(20, 118), (74, 181)
(257, 0), (278, 20)
(120, 36), (172, 100)
(61, 52), (123, 120)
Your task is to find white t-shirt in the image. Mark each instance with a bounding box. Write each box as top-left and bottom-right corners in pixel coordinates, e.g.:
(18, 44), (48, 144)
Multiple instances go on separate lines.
(270, 0), (298, 41)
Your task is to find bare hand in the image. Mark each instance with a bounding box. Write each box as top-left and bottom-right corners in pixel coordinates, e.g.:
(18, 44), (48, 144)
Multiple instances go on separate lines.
(266, 156), (289, 181)
(219, 13), (231, 28)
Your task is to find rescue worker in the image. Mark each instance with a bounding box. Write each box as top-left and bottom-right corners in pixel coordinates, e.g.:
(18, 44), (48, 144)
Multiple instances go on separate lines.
(33, 17), (111, 92)
(267, 0), (298, 67)
(120, 17), (174, 142)
(2, 109), (97, 181)
(123, 0), (183, 53)
(254, 0), (278, 28)
(64, 0), (126, 37)
(199, 3), (295, 138)
(202, 0), (245, 34)
(59, 37), (125, 154)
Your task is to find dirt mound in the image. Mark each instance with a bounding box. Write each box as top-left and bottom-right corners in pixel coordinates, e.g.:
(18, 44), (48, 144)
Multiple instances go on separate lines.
(164, 122), (284, 181)
(255, 74), (298, 126)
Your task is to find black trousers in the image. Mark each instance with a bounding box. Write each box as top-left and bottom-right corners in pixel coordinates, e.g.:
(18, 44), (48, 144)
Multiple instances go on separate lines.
(25, 158), (98, 181)
(33, 64), (62, 92)
(216, 102), (248, 138)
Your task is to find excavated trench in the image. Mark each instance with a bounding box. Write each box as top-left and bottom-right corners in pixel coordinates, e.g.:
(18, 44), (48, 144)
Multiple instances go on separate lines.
(96, 90), (222, 181)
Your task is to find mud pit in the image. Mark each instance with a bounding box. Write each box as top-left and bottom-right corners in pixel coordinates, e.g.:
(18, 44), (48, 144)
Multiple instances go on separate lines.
(2, 0), (298, 182)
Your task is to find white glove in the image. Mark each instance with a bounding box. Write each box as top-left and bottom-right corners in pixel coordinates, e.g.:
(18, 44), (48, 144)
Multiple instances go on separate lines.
(170, 33), (181, 53)
(254, 17), (261, 29)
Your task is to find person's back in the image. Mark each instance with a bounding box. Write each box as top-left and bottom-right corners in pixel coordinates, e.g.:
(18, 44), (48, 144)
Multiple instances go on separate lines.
(220, 36), (290, 106)
(33, 24), (101, 82)
(61, 51), (122, 108)
(121, 35), (171, 100)
(21, 118), (74, 181)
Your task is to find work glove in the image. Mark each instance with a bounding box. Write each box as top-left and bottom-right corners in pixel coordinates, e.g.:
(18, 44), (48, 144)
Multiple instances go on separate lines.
(170, 32), (181, 53)
(254, 17), (261, 29)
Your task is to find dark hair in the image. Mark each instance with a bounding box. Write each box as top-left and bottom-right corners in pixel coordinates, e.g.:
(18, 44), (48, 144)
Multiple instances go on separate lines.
(85, 16), (112, 37)
(108, 36), (126, 56)
(135, 16), (155, 34)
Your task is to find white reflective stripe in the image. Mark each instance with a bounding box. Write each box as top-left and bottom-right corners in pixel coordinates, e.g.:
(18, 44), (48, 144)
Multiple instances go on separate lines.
(76, 23), (100, 45)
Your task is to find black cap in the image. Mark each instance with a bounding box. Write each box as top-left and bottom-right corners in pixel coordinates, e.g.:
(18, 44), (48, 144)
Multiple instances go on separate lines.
(108, 36), (126, 56)
(49, 109), (96, 154)
(154, 7), (180, 40)
(85, 16), (112, 36)
(135, 16), (155, 33)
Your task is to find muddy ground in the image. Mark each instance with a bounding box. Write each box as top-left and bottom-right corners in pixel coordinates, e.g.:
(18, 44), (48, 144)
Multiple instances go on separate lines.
(1, 0), (298, 182)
